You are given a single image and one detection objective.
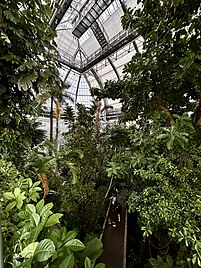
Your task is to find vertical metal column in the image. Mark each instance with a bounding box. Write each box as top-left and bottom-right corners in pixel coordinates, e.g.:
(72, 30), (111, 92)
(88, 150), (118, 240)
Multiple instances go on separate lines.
(0, 220), (4, 268)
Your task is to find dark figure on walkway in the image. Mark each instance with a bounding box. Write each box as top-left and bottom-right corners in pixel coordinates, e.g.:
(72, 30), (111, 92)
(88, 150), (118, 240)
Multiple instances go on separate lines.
(115, 202), (122, 223)
(108, 186), (119, 227)
(108, 195), (117, 227)
(109, 186), (118, 198)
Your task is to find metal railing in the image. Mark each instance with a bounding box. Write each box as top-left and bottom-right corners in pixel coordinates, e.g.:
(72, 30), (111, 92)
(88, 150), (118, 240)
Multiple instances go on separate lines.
(58, 29), (137, 72)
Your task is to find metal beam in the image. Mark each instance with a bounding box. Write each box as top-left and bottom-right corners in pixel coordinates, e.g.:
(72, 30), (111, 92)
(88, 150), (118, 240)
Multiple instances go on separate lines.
(90, 68), (103, 88)
(75, 74), (81, 107)
(119, 0), (127, 13)
(81, 31), (139, 72)
(50, 0), (73, 29)
(59, 31), (139, 73)
(63, 68), (71, 82)
(119, 0), (140, 54)
(108, 57), (120, 80)
(72, 0), (115, 38)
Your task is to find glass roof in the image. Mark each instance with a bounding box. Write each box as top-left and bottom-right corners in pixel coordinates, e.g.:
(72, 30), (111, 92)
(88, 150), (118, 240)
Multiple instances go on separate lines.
(51, 0), (143, 114)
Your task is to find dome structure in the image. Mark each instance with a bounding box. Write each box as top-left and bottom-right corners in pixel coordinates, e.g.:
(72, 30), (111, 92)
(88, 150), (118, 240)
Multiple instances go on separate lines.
(50, 0), (143, 117)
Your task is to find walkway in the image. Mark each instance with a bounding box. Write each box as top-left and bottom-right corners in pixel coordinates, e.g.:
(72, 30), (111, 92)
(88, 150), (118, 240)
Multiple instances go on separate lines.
(98, 209), (126, 268)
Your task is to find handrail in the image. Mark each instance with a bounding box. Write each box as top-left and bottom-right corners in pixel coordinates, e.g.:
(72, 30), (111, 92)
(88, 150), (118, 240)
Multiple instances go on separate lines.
(123, 210), (127, 268)
(99, 200), (111, 242)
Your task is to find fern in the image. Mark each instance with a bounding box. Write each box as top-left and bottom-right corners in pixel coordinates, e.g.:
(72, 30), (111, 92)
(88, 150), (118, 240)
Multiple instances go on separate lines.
(4, 9), (20, 23)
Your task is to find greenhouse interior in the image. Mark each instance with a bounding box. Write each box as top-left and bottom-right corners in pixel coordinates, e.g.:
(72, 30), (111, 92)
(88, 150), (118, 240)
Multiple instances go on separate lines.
(0, 0), (201, 267)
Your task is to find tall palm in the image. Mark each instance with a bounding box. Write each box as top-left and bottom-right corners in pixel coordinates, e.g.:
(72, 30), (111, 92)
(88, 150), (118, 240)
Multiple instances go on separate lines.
(38, 85), (74, 154)
(54, 91), (74, 151)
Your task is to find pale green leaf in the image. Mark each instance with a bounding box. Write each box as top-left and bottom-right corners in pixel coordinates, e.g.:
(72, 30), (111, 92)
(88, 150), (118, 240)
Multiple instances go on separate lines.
(6, 201), (16, 211)
(20, 242), (39, 258)
(36, 199), (45, 214)
(44, 213), (63, 227)
(14, 188), (21, 197)
(64, 230), (78, 242)
(30, 213), (40, 226)
(40, 203), (53, 217)
(16, 199), (23, 209)
(84, 257), (91, 268)
(3, 192), (15, 200)
(26, 204), (36, 214)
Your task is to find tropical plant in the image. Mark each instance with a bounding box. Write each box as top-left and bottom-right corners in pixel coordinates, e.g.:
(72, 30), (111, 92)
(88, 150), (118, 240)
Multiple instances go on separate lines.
(93, 0), (201, 126)
(1, 175), (105, 268)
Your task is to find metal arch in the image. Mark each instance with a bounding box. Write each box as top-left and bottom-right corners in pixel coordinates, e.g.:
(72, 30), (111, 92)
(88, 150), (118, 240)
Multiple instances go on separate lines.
(90, 20), (120, 80)
(63, 68), (71, 82)
(74, 74), (82, 110)
(90, 68), (103, 89)
(83, 73), (93, 92)
(108, 57), (120, 80)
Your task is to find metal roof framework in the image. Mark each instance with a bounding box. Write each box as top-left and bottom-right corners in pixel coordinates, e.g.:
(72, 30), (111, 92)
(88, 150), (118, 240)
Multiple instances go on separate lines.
(50, 0), (143, 113)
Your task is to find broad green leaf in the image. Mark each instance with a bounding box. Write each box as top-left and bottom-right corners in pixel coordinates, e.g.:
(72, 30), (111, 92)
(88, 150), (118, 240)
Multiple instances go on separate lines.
(26, 204), (36, 214)
(20, 242), (39, 258)
(36, 199), (45, 214)
(64, 230), (78, 242)
(45, 213), (63, 227)
(14, 188), (21, 197)
(30, 213), (40, 226)
(65, 239), (85, 251)
(28, 224), (43, 243)
(29, 191), (40, 202)
(32, 181), (41, 187)
(157, 134), (168, 140)
(166, 140), (173, 150)
(16, 199), (23, 209)
(6, 201), (17, 211)
(66, 161), (77, 184)
(34, 239), (55, 262)
(60, 227), (67, 241)
(40, 203), (53, 217)
(84, 257), (91, 268)
(3, 192), (15, 200)
(27, 178), (33, 188)
(59, 254), (74, 268)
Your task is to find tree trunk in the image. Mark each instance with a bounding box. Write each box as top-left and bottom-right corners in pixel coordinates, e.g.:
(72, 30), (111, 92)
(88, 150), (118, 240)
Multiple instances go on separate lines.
(49, 96), (54, 155)
(155, 92), (175, 125)
(55, 101), (60, 152)
(93, 99), (101, 142)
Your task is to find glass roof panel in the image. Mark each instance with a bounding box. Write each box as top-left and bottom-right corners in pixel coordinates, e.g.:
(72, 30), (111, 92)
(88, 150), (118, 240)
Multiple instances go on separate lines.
(52, 0), (141, 111)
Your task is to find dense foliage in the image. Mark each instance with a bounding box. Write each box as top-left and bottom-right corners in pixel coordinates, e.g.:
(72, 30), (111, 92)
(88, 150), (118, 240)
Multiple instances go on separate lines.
(1, 0), (201, 267)
(92, 0), (201, 267)
(0, 166), (105, 268)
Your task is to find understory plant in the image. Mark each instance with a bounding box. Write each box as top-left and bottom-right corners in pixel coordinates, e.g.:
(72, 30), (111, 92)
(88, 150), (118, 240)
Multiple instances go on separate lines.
(1, 166), (105, 268)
